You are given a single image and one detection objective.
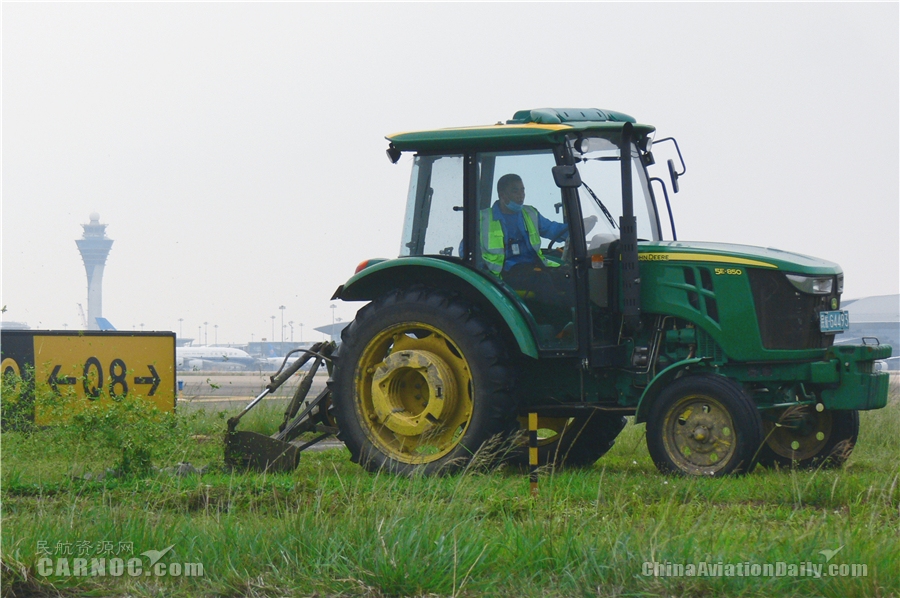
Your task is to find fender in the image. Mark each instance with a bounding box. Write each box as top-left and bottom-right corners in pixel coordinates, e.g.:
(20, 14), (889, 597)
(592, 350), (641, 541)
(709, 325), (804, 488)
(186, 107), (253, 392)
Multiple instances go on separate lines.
(634, 357), (707, 423)
(335, 257), (540, 359)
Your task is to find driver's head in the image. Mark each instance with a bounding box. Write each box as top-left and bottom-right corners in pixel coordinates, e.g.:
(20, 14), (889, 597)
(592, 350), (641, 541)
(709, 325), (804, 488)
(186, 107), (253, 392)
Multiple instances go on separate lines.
(497, 174), (525, 212)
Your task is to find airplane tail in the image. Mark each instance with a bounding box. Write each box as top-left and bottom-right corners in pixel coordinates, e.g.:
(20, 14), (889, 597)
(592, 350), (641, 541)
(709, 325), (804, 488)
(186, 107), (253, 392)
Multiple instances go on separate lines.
(95, 317), (116, 331)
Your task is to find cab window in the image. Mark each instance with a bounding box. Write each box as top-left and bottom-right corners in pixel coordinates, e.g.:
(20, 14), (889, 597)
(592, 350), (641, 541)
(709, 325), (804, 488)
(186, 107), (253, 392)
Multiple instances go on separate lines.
(399, 154), (464, 257)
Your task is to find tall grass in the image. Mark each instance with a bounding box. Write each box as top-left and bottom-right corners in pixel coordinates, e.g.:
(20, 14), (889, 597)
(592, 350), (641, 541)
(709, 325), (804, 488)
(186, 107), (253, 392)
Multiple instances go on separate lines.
(2, 375), (898, 597)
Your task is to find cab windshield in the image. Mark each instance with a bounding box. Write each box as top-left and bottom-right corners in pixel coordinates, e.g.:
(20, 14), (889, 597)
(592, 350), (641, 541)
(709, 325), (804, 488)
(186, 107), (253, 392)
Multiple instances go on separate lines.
(572, 137), (660, 247)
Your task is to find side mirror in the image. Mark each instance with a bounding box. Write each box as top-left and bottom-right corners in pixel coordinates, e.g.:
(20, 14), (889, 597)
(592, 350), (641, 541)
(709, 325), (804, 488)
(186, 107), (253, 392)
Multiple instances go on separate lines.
(655, 137), (686, 193)
(667, 159), (680, 194)
(552, 165), (582, 188)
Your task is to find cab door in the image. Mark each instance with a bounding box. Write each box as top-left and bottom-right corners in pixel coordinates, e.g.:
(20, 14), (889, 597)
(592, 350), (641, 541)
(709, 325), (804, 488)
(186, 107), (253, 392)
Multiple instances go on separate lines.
(570, 135), (661, 356)
(472, 149), (578, 351)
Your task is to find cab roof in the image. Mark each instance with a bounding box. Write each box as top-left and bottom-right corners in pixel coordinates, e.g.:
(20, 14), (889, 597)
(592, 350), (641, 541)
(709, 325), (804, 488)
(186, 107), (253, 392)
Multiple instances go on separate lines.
(387, 108), (656, 153)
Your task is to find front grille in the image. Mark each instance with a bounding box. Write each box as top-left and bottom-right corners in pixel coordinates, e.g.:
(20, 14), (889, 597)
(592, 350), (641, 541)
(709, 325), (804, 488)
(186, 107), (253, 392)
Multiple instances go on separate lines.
(683, 267), (719, 323)
(748, 270), (838, 350)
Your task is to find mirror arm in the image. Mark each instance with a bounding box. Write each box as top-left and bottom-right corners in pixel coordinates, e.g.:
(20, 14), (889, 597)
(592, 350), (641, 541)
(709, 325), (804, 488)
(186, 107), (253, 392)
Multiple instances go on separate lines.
(653, 137), (686, 176)
(650, 177), (677, 241)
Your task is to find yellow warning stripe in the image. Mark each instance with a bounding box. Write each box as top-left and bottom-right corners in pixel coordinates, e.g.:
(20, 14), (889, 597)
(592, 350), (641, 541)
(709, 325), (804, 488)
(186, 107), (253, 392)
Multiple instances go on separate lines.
(638, 252), (777, 268)
(388, 123), (570, 137)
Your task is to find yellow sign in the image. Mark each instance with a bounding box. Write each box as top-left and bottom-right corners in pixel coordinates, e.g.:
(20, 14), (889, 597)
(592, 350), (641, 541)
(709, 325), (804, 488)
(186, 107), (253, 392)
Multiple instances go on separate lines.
(1, 332), (176, 424)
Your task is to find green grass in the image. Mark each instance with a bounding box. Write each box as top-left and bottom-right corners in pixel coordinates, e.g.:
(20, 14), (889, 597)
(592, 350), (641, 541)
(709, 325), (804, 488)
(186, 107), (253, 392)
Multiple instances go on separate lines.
(2, 377), (898, 597)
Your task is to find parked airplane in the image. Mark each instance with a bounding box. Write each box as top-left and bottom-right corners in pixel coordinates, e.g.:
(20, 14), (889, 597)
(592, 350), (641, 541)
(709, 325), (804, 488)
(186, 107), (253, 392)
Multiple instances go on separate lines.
(82, 317), (257, 371)
(176, 346), (257, 371)
(260, 353), (321, 372)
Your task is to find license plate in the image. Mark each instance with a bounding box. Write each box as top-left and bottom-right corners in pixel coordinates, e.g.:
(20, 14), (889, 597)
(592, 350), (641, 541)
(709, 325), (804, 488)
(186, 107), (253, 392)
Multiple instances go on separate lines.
(819, 310), (850, 333)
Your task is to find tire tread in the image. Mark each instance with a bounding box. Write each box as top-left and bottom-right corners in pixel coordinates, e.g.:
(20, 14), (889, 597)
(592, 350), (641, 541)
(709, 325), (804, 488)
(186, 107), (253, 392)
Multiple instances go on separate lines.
(332, 286), (517, 475)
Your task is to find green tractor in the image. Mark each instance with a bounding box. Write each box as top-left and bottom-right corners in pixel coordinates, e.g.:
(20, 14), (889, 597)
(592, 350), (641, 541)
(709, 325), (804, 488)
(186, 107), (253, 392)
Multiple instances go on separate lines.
(329, 108), (892, 477)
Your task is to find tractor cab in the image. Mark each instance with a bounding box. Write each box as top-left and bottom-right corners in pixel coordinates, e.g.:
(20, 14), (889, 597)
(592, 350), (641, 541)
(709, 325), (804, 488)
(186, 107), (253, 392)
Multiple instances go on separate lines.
(390, 108), (668, 353)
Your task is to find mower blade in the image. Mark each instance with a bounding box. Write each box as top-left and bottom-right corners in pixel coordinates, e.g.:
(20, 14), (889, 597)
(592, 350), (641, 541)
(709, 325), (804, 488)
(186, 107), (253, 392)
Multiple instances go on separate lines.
(224, 430), (300, 473)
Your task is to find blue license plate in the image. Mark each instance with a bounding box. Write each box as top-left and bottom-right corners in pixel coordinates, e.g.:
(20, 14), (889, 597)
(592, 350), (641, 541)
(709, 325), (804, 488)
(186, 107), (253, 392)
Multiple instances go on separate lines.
(819, 310), (850, 333)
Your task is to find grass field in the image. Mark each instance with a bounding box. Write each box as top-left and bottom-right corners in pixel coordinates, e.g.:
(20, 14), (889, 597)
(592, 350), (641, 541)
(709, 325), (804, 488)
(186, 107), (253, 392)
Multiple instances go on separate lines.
(2, 376), (898, 597)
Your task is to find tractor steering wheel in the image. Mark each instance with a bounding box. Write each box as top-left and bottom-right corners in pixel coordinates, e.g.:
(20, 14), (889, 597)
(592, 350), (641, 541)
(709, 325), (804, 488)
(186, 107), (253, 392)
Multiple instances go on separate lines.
(546, 229), (569, 252)
(544, 229), (570, 264)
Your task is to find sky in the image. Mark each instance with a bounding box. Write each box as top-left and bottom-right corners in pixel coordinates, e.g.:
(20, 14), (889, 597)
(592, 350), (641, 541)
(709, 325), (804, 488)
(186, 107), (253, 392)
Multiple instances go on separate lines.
(2, 3), (898, 345)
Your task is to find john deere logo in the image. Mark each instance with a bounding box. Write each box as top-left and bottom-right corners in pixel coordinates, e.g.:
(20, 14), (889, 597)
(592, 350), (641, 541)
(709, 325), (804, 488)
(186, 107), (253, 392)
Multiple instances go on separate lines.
(831, 298), (838, 309)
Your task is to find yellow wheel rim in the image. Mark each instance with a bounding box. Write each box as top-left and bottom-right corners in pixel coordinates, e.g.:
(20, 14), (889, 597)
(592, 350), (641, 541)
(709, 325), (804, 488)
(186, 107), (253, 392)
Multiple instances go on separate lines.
(355, 322), (473, 463)
(661, 394), (737, 475)
(763, 407), (832, 461)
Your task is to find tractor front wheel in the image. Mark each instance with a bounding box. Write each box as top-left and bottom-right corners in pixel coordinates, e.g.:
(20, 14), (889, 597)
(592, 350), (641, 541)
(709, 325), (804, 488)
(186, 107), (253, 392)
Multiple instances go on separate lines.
(647, 375), (762, 476)
(331, 288), (516, 475)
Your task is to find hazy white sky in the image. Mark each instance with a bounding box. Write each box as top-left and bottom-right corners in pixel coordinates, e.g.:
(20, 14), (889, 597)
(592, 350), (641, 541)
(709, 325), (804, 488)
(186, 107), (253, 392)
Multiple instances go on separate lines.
(3, 3), (898, 345)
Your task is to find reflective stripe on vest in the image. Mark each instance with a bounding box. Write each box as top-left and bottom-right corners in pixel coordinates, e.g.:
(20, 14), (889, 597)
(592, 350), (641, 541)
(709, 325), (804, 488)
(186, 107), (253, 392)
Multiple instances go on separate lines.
(479, 206), (559, 275)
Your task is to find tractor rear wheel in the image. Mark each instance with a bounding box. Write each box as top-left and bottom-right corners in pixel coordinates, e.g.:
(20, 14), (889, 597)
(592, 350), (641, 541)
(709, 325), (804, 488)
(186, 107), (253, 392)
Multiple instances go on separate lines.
(646, 375), (762, 476)
(509, 413), (626, 469)
(331, 288), (516, 475)
(758, 407), (858, 469)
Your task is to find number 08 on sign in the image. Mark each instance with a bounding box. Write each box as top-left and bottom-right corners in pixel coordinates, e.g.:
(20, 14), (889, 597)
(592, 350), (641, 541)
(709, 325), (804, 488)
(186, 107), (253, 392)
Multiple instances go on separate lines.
(0, 331), (175, 425)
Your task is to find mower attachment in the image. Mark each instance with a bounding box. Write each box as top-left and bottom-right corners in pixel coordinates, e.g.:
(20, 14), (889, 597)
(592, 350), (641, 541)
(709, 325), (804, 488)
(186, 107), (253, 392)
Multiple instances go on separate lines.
(224, 341), (337, 473)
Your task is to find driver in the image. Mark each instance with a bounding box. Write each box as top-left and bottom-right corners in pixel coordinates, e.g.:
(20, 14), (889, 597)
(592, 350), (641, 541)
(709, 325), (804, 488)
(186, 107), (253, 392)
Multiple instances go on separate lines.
(480, 174), (597, 341)
(480, 173), (596, 281)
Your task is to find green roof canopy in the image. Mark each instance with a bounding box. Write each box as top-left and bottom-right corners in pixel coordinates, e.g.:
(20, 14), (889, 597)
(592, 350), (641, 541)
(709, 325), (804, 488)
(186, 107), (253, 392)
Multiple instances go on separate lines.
(387, 108), (656, 152)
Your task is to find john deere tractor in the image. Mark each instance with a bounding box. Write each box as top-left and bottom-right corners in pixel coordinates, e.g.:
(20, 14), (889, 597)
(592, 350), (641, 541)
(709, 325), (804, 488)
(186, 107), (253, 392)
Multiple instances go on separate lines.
(329, 108), (891, 477)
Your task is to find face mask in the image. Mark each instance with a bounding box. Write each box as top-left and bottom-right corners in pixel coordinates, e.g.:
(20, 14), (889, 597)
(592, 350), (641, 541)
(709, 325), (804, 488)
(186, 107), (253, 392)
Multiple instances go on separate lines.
(505, 200), (523, 213)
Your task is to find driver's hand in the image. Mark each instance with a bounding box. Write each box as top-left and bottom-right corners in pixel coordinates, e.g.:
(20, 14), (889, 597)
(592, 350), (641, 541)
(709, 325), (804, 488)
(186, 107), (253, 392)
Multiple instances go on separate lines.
(583, 215), (598, 235)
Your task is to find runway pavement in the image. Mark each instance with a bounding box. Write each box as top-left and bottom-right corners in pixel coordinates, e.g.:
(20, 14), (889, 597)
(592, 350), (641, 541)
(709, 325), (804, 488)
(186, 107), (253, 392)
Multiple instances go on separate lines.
(176, 371), (329, 412)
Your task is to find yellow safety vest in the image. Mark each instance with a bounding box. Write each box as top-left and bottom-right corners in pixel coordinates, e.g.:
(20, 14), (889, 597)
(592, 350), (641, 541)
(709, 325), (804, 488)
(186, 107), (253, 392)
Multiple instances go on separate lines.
(480, 206), (559, 275)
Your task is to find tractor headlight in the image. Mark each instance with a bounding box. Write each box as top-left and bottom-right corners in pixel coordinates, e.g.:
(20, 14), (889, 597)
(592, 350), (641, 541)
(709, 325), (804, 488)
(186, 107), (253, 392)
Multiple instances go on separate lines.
(786, 274), (834, 295)
(836, 274), (844, 294)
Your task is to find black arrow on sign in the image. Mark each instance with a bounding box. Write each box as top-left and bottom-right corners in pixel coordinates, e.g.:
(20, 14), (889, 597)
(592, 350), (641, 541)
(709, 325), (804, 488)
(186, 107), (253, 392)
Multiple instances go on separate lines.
(48, 365), (76, 393)
(134, 365), (160, 396)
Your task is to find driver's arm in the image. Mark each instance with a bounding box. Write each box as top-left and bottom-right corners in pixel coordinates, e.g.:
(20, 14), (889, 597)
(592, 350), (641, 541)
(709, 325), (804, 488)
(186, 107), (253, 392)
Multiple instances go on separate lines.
(537, 211), (568, 242)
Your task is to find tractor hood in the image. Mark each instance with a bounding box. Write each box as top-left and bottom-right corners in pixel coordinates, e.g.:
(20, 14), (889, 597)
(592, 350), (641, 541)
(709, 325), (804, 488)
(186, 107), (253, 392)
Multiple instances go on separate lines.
(637, 241), (842, 276)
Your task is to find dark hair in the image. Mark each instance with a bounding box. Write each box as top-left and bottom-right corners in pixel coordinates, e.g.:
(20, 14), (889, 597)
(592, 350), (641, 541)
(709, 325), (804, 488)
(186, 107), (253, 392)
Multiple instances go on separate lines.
(497, 173), (522, 195)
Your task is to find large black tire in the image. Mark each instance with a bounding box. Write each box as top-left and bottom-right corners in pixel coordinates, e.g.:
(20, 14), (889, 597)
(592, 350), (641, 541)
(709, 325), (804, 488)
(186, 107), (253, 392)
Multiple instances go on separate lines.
(758, 407), (859, 469)
(331, 287), (517, 475)
(647, 375), (762, 476)
(509, 412), (627, 469)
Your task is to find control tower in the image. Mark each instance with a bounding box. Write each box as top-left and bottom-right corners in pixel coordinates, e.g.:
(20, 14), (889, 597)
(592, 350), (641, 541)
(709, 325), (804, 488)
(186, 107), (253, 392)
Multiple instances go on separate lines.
(75, 213), (113, 330)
